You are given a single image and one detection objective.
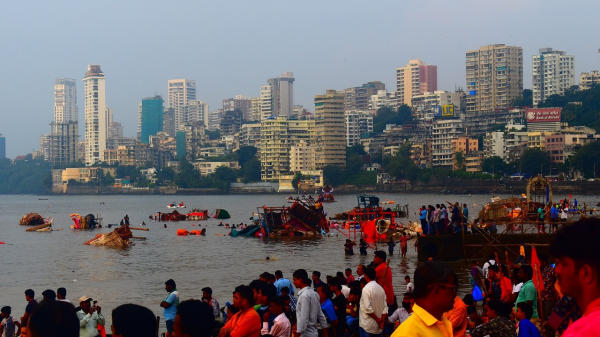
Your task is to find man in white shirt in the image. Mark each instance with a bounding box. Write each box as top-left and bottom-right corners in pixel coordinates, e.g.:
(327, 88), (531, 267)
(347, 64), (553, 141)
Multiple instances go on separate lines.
(261, 296), (291, 337)
(57, 287), (71, 303)
(356, 264), (366, 281)
(360, 267), (388, 337)
(293, 269), (328, 337)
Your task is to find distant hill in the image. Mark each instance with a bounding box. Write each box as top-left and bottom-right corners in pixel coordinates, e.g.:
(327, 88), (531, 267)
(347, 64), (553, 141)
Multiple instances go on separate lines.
(538, 85), (600, 132)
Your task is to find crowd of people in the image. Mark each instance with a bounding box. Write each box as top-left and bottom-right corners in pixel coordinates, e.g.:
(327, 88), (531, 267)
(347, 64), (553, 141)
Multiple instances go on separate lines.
(3, 217), (600, 337)
(418, 203), (469, 235)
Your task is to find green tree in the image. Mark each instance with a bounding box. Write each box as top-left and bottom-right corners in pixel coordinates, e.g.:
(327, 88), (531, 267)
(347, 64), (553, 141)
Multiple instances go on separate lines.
(570, 142), (600, 178)
(211, 166), (239, 190)
(156, 167), (176, 185)
(323, 165), (346, 186)
(511, 89), (533, 107)
(236, 146), (258, 167)
(454, 150), (465, 171)
(482, 156), (510, 175)
(241, 157), (261, 183)
(372, 105), (413, 132)
(517, 148), (550, 176)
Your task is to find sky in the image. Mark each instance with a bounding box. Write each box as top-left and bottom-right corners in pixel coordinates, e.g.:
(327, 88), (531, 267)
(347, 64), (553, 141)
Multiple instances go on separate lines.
(0, 0), (599, 158)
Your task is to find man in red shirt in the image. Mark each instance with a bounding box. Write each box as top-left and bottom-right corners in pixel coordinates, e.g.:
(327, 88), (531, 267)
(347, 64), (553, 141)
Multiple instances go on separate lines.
(551, 218), (600, 336)
(373, 251), (395, 307)
(219, 285), (261, 337)
(345, 268), (355, 285)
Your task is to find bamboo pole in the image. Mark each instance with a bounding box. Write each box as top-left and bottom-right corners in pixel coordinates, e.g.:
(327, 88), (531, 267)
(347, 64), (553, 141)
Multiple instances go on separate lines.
(129, 227), (149, 231)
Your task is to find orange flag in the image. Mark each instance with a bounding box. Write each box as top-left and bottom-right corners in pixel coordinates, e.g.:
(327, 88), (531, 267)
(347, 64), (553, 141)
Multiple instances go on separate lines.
(530, 246), (545, 292)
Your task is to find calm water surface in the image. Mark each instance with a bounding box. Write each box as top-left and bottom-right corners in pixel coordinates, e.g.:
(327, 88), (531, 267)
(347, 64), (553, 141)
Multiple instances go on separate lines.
(1, 192), (598, 331)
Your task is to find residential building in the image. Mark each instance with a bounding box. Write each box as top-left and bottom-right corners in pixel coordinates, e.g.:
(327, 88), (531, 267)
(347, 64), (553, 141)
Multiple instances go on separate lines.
(162, 108), (176, 136)
(483, 131), (505, 158)
(223, 95), (252, 121)
(411, 90), (464, 120)
(182, 100), (209, 128)
(208, 109), (222, 131)
(466, 44), (523, 114)
(451, 137), (478, 170)
(193, 161), (240, 176)
(290, 140), (316, 172)
(250, 97), (262, 121)
(505, 129), (529, 162)
(167, 79), (196, 130)
(409, 141), (432, 168)
(343, 81), (385, 111)
(83, 65), (108, 166)
(260, 116), (290, 180)
(288, 118), (315, 144)
(53, 78), (78, 125)
(181, 121), (208, 160)
(532, 48), (575, 106)
(464, 152), (484, 172)
(345, 111), (374, 146)
(545, 133), (565, 164)
(0, 134), (5, 158)
(431, 118), (464, 168)
(219, 109), (243, 135)
(239, 123), (261, 148)
(579, 71), (600, 90)
(314, 90), (346, 168)
(369, 90), (397, 110)
(260, 72), (295, 120)
(396, 59), (437, 106)
(41, 121), (79, 165)
(138, 95), (164, 143)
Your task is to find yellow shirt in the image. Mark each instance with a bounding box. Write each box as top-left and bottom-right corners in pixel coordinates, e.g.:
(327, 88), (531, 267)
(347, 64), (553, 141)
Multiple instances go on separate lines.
(391, 303), (454, 337)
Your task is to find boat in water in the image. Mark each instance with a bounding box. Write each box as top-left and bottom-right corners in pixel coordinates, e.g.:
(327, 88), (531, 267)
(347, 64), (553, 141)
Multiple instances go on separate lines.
(167, 202), (186, 209)
(236, 199), (329, 238)
(318, 185), (336, 202)
(70, 213), (102, 229)
(83, 225), (134, 247)
(20, 212), (54, 231)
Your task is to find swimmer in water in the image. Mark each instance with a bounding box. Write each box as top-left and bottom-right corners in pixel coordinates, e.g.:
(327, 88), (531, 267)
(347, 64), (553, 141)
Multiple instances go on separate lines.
(164, 224), (167, 228)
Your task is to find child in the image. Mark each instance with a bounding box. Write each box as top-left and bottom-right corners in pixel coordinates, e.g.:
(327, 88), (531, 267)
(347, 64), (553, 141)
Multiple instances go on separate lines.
(1, 306), (16, 337)
(405, 275), (413, 294)
(515, 302), (541, 337)
(345, 288), (361, 336)
(400, 232), (408, 258)
(344, 239), (355, 256)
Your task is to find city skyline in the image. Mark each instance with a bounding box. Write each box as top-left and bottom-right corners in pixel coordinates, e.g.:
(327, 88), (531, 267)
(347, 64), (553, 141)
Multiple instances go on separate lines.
(1, 1), (599, 157)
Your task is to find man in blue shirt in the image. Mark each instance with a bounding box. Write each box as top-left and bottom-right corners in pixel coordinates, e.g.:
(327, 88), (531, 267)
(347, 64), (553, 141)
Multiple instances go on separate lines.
(160, 279), (179, 337)
(274, 270), (295, 296)
(419, 206), (428, 235)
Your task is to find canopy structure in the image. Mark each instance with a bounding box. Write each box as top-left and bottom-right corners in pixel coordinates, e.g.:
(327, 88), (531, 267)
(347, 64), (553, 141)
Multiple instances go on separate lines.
(213, 209), (231, 219)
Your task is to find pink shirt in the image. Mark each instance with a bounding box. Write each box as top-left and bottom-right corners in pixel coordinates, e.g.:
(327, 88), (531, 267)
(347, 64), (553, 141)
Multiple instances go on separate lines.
(564, 298), (600, 336)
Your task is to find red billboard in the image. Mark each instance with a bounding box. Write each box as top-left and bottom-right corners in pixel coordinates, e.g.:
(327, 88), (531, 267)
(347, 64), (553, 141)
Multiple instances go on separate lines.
(526, 108), (561, 123)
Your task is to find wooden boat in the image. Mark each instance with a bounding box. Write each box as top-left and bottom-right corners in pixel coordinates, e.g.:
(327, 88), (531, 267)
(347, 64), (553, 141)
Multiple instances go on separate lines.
(20, 213), (48, 226)
(26, 219), (54, 232)
(83, 225), (133, 247)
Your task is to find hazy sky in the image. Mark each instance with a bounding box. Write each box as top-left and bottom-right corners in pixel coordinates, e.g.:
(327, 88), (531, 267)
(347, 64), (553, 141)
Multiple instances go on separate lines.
(1, 1), (598, 157)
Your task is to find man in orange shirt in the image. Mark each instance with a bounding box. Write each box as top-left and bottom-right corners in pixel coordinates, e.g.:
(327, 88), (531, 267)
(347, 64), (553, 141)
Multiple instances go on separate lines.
(497, 265), (514, 304)
(443, 295), (467, 337)
(373, 251), (395, 307)
(219, 285), (261, 337)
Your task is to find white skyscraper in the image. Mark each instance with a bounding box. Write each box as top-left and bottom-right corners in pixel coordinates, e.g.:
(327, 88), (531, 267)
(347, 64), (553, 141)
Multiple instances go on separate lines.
(83, 65), (107, 166)
(54, 78), (78, 123)
(532, 48), (575, 106)
(167, 79), (196, 130)
(261, 72), (294, 120)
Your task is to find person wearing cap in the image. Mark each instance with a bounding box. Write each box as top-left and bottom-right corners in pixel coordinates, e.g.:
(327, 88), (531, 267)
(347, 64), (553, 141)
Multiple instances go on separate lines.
(161, 279), (179, 337)
(76, 296), (105, 337)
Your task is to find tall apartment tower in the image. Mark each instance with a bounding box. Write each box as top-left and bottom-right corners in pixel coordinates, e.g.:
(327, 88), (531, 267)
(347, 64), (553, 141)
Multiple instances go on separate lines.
(54, 79), (78, 124)
(167, 79), (196, 130)
(83, 65), (107, 166)
(396, 59), (437, 106)
(343, 81), (385, 111)
(262, 72), (294, 120)
(314, 90), (346, 168)
(466, 44), (523, 114)
(138, 95), (164, 143)
(532, 48), (575, 106)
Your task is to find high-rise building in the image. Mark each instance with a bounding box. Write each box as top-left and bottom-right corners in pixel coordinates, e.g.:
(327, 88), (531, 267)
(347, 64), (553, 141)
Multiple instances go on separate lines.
(532, 48), (575, 106)
(54, 78), (78, 125)
(250, 97), (262, 121)
(579, 70), (600, 91)
(208, 109), (223, 131)
(396, 59), (437, 106)
(314, 90), (346, 168)
(162, 108), (176, 137)
(167, 79), (196, 130)
(0, 134), (5, 159)
(343, 81), (385, 111)
(220, 109), (243, 135)
(83, 65), (107, 166)
(345, 112), (374, 147)
(466, 44), (523, 114)
(261, 72), (294, 120)
(223, 95), (252, 120)
(260, 116), (290, 181)
(41, 121), (79, 165)
(182, 100), (209, 128)
(138, 95), (164, 143)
